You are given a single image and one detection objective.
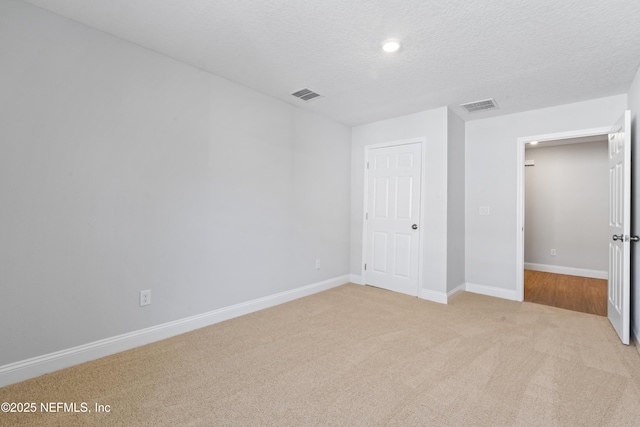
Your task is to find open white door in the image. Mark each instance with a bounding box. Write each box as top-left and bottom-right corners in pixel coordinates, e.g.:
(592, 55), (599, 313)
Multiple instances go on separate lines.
(364, 142), (422, 296)
(607, 110), (631, 345)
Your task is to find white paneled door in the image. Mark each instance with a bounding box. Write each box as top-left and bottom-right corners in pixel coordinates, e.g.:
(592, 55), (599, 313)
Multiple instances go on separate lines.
(608, 110), (631, 345)
(364, 142), (422, 296)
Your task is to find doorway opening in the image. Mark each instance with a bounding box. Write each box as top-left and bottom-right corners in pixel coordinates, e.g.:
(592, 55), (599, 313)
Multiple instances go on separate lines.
(516, 125), (612, 302)
(516, 112), (631, 344)
(523, 135), (609, 316)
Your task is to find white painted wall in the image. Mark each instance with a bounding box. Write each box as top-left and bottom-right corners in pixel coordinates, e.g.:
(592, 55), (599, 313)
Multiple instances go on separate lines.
(351, 108), (449, 297)
(447, 109), (466, 292)
(465, 95), (627, 296)
(628, 64), (640, 340)
(0, 0), (350, 366)
(524, 142), (608, 274)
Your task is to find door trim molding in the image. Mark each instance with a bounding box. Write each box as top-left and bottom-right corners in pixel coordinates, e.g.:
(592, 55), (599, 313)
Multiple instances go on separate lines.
(516, 126), (613, 301)
(362, 137), (426, 297)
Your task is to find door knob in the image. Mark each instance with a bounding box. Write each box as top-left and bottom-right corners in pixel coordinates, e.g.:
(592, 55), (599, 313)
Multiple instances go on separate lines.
(612, 234), (624, 241)
(630, 235), (639, 242)
(412, 224), (418, 230)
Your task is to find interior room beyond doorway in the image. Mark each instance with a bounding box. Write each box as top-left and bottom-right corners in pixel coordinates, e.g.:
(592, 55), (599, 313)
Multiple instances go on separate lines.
(523, 134), (608, 316)
(524, 270), (607, 316)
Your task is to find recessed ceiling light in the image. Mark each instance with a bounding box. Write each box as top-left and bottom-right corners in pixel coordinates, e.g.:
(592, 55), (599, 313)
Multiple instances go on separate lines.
(529, 141), (539, 145)
(382, 39), (401, 53)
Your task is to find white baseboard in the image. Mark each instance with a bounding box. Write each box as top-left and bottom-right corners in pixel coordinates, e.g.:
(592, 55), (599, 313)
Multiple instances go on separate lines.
(0, 275), (349, 388)
(419, 283), (465, 305)
(447, 283), (466, 299)
(419, 289), (448, 304)
(349, 274), (363, 285)
(465, 282), (518, 301)
(524, 262), (607, 280)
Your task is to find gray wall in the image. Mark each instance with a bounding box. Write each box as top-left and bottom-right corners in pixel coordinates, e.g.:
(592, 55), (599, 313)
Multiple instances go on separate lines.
(0, 0), (351, 366)
(351, 108), (449, 296)
(350, 107), (466, 298)
(524, 141), (608, 272)
(447, 109), (466, 292)
(465, 95), (627, 296)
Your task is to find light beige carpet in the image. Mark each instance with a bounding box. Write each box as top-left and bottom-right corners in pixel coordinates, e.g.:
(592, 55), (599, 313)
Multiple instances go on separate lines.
(2, 284), (640, 426)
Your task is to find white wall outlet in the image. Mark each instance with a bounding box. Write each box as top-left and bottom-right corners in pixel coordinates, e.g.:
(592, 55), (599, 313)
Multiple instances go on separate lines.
(315, 259), (321, 270)
(479, 206), (490, 216)
(140, 289), (151, 306)
(550, 249), (556, 256)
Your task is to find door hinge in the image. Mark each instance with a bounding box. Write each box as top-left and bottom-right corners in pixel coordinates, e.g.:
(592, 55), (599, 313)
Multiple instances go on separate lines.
(364, 263), (367, 271)
(365, 212), (368, 220)
(367, 162), (370, 170)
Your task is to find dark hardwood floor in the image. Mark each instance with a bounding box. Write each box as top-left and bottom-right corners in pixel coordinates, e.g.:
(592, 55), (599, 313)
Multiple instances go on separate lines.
(524, 269), (607, 317)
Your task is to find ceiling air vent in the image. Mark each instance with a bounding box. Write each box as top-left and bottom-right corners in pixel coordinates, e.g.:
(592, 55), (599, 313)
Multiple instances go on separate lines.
(460, 98), (498, 113)
(291, 88), (323, 102)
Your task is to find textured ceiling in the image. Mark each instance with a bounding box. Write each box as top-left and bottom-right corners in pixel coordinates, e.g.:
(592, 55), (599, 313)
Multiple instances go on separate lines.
(21, 0), (640, 126)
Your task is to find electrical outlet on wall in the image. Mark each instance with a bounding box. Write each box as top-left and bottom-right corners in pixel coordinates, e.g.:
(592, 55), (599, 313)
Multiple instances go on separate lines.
(315, 259), (321, 270)
(550, 249), (556, 256)
(140, 289), (151, 306)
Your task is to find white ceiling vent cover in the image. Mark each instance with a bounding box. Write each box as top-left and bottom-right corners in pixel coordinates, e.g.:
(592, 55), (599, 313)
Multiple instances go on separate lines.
(291, 88), (323, 102)
(460, 98), (499, 113)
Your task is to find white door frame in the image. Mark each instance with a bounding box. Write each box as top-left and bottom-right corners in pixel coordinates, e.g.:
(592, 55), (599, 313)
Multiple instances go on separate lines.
(516, 126), (613, 301)
(362, 137), (426, 297)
